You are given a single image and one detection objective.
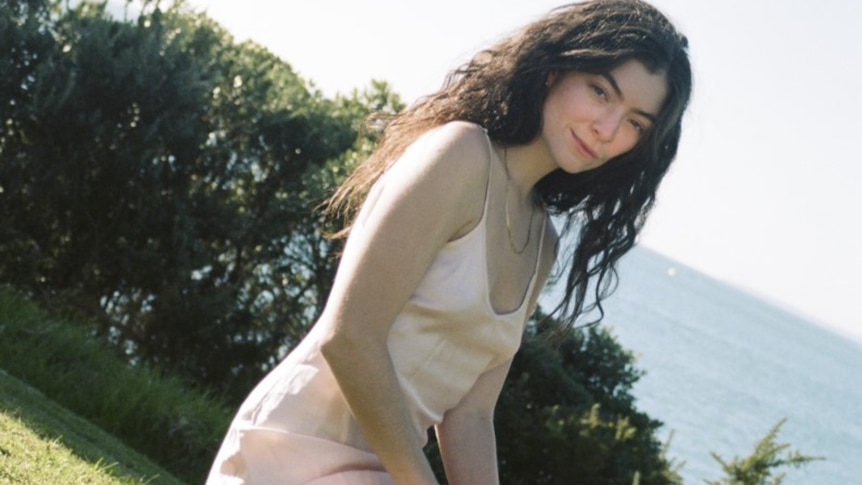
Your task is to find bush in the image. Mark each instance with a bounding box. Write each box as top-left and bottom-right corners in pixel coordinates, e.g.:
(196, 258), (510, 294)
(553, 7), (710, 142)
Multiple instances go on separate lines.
(0, 0), (391, 398)
(423, 318), (682, 484)
(706, 418), (823, 485)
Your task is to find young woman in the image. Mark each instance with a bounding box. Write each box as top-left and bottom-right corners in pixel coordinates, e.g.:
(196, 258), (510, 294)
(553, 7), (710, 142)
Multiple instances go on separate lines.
(207, 0), (692, 483)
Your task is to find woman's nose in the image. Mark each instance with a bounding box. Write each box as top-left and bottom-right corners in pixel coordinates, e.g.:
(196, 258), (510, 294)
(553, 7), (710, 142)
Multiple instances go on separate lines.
(592, 111), (624, 142)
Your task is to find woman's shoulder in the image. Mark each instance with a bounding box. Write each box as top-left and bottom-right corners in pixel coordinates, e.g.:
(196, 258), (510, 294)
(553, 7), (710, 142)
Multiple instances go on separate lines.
(399, 121), (493, 185)
(422, 120), (488, 143)
(413, 120), (490, 159)
(437, 120), (489, 142)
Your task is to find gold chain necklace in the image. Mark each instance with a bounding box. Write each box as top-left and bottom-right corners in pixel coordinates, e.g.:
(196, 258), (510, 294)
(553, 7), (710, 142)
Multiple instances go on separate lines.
(503, 148), (535, 255)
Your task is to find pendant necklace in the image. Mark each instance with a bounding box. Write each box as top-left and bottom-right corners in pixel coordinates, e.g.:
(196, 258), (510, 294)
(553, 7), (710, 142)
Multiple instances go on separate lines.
(502, 147), (535, 255)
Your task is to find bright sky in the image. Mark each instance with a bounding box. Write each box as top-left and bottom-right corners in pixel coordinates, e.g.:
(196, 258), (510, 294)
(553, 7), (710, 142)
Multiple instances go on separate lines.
(179, 0), (862, 344)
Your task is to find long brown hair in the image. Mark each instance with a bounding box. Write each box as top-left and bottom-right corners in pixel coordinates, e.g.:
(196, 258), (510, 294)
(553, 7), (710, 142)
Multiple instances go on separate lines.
(326, 0), (692, 332)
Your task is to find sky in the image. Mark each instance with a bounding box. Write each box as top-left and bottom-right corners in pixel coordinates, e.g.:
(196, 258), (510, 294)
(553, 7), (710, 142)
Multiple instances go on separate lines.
(176, 0), (862, 344)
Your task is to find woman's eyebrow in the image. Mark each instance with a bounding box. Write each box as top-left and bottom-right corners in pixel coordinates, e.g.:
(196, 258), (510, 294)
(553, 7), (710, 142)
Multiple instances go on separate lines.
(600, 72), (658, 123)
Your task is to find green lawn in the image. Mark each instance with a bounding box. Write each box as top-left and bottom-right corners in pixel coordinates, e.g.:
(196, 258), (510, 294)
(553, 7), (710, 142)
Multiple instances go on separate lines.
(0, 369), (186, 485)
(0, 287), (231, 483)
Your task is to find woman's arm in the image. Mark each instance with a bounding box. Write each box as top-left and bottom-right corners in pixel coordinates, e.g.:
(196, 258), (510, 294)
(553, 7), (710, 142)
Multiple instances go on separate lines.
(318, 122), (491, 485)
(435, 359), (512, 485)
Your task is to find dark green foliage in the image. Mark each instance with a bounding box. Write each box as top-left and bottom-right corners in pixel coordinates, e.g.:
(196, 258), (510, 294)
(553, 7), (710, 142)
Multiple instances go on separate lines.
(0, 0), (401, 399)
(425, 316), (682, 485)
(496, 322), (682, 484)
(706, 419), (823, 485)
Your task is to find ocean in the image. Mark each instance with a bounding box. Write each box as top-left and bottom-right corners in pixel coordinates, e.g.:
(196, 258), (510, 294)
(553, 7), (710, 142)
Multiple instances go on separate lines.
(542, 245), (862, 484)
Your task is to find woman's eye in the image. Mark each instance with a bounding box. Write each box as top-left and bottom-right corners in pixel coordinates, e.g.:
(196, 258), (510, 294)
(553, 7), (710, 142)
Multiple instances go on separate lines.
(590, 84), (607, 99)
(629, 119), (645, 135)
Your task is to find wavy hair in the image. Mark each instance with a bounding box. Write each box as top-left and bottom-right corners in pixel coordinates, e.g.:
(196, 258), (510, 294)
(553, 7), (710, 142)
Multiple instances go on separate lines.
(325, 0), (692, 333)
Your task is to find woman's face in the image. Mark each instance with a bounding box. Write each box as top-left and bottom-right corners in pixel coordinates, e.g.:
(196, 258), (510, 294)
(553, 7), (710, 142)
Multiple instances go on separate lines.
(541, 59), (668, 174)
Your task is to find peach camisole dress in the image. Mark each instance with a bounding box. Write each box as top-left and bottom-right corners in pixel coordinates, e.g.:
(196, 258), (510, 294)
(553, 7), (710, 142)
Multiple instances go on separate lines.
(206, 135), (546, 484)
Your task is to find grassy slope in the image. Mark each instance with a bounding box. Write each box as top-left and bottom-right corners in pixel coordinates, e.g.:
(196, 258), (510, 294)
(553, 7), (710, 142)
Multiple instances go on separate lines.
(0, 287), (231, 483)
(0, 369), (185, 485)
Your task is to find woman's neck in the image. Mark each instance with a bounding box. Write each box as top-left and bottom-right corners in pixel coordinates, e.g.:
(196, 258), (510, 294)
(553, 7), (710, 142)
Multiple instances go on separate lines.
(495, 140), (557, 203)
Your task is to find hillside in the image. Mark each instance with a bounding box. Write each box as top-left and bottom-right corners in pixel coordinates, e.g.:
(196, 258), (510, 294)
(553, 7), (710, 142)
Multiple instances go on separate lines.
(0, 369), (185, 485)
(0, 287), (231, 483)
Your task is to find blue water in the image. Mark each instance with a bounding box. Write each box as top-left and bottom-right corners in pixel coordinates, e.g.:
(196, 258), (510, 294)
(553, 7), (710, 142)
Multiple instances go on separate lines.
(542, 245), (862, 484)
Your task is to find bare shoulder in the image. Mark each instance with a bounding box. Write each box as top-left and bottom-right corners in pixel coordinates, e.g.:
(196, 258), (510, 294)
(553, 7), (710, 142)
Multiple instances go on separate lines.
(384, 121), (493, 229)
(400, 121), (492, 182)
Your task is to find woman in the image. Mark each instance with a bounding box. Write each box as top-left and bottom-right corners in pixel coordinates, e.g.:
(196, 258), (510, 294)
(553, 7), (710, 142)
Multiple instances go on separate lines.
(207, 0), (692, 483)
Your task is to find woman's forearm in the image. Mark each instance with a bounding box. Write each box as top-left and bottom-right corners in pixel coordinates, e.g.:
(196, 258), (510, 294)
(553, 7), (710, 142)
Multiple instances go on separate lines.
(321, 333), (439, 485)
(436, 409), (499, 485)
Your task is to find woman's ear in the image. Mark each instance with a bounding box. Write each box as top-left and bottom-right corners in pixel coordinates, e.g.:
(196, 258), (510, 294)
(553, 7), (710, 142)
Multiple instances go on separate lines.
(545, 71), (558, 88)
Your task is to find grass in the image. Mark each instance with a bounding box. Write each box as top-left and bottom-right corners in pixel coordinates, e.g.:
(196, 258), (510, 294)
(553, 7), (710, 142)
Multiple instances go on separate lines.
(0, 287), (232, 483)
(0, 368), (184, 485)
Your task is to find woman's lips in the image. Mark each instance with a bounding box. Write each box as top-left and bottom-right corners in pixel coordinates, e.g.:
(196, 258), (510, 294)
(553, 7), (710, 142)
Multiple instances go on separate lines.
(572, 131), (598, 159)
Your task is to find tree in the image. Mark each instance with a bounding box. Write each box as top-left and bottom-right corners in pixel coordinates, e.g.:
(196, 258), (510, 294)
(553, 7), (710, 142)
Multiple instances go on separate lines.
(706, 419), (823, 485)
(0, 0), (402, 397)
